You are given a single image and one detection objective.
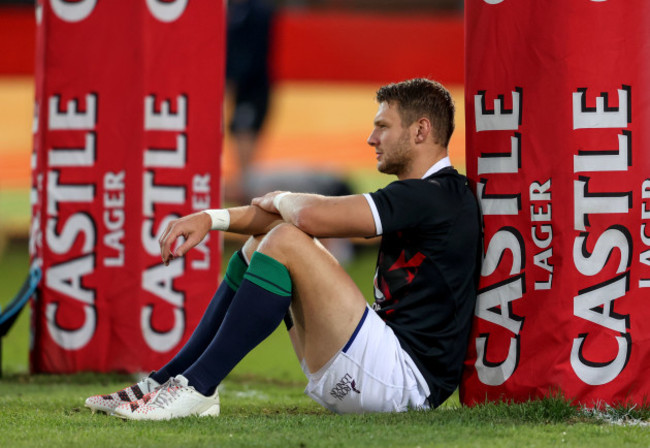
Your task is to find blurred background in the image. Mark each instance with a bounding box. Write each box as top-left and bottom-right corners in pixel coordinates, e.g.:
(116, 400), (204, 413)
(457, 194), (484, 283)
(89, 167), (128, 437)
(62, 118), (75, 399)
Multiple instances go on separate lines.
(0, 0), (464, 373)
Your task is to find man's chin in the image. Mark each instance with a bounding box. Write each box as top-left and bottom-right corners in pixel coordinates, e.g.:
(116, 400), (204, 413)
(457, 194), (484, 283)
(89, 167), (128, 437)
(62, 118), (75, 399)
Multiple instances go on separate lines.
(377, 164), (396, 176)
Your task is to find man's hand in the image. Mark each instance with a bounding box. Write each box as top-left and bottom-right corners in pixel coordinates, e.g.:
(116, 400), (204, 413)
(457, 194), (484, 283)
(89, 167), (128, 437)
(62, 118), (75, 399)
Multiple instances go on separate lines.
(251, 191), (287, 215)
(159, 211), (212, 266)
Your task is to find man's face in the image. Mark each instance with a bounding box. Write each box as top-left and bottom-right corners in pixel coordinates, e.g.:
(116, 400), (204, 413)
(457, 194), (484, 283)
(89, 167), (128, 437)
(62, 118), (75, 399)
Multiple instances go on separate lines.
(367, 102), (413, 177)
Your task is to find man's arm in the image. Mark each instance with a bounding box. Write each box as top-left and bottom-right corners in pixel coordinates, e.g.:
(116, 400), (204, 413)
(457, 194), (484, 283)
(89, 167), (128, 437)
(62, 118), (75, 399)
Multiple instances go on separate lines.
(252, 191), (376, 238)
(159, 205), (282, 265)
(159, 191), (376, 265)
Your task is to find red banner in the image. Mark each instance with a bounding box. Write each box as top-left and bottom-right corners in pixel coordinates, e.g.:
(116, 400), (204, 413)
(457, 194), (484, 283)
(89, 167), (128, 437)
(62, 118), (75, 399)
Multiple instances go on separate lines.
(462, 0), (650, 406)
(29, 0), (224, 373)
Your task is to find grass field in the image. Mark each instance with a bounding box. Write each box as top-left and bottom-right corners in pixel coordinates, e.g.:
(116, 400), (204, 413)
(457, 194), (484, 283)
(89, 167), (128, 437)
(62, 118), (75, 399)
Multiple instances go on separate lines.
(2, 240), (650, 447)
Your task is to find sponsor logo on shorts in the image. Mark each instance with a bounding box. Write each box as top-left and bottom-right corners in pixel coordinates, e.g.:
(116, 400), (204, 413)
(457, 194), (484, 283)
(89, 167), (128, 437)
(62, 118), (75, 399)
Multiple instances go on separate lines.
(330, 373), (361, 401)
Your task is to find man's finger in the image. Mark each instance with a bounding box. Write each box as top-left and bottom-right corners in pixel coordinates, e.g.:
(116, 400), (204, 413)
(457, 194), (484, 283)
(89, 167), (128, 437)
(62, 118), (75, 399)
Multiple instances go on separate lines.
(161, 226), (182, 264)
(174, 234), (200, 259)
(159, 220), (175, 248)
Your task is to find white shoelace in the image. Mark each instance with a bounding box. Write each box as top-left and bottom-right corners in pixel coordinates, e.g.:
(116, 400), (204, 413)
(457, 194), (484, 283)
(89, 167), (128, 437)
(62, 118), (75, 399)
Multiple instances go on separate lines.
(149, 377), (184, 409)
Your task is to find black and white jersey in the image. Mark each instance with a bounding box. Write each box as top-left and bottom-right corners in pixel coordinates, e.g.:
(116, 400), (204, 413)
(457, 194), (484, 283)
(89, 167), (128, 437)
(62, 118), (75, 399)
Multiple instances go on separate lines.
(364, 164), (481, 407)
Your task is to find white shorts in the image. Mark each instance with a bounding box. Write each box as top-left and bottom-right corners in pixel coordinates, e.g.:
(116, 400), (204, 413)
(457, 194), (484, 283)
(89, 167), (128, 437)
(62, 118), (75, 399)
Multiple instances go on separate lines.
(301, 306), (431, 414)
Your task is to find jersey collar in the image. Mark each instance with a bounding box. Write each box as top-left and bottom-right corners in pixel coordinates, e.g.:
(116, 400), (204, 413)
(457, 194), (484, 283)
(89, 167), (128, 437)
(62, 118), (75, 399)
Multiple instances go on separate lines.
(421, 156), (452, 179)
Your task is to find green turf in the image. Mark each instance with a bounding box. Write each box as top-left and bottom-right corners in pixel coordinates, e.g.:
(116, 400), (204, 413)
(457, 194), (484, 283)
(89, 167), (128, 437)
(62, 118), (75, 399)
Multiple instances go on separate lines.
(1, 374), (649, 448)
(0, 188), (31, 228)
(0, 238), (32, 374)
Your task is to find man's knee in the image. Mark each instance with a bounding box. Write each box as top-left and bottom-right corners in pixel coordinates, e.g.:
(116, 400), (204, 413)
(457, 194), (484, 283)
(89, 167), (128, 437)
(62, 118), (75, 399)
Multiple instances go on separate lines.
(242, 234), (265, 263)
(257, 223), (311, 263)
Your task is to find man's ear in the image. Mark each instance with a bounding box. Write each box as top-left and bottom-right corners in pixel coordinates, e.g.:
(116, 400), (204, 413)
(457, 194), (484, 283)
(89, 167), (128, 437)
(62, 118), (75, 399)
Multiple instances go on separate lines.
(414, 117), (432, 143)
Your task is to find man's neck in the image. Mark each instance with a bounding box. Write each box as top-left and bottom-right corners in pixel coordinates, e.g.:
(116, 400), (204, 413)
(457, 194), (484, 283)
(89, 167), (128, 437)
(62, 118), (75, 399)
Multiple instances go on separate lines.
(397, 152), (450, 180)
(421, 156), (451, 179)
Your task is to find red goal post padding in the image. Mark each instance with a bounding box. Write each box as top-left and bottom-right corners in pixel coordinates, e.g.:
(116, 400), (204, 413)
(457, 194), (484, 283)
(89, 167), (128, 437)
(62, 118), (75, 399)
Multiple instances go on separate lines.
(462, 0), (650, 406)
(29, 0), (224, 373)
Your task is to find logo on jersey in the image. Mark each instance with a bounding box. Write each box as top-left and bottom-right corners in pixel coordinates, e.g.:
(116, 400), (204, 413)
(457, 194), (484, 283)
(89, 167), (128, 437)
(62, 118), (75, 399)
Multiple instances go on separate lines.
(330, 373), (361, 400)
(374, 249), (426, 306)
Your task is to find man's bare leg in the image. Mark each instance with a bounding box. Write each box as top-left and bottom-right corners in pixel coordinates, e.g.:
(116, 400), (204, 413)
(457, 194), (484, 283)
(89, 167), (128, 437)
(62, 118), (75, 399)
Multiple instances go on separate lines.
(250, 223), (368, 373)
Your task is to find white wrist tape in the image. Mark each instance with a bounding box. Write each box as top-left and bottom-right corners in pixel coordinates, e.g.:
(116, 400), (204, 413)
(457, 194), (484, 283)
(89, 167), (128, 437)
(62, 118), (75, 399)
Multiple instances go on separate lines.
(203, 209), (230, 231)
(272, 192), (291, 211)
